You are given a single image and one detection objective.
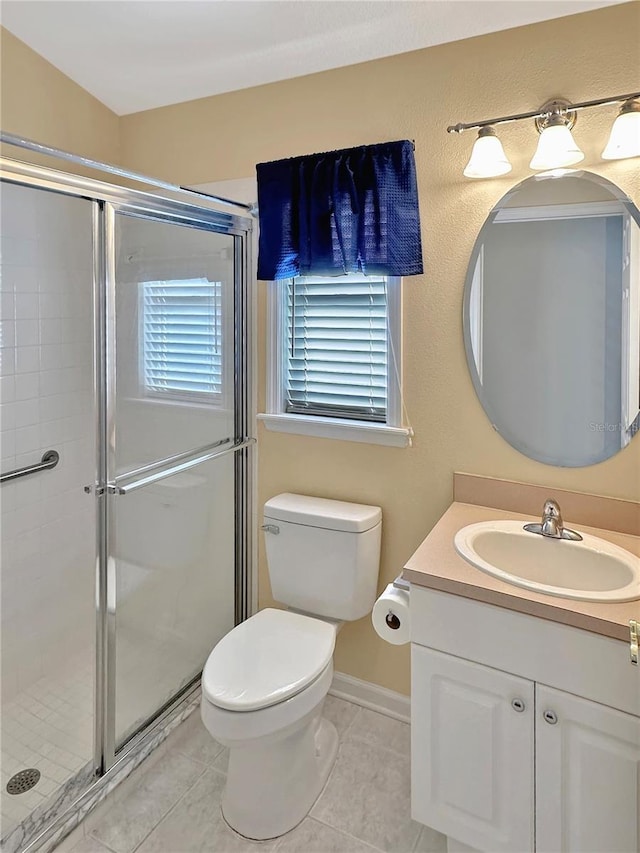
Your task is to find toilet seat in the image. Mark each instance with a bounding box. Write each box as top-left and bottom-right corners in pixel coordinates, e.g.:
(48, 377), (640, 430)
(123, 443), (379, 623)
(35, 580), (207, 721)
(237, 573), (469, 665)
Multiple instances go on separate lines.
(202, 608), (336, 712)
(202, 661), (333, 745)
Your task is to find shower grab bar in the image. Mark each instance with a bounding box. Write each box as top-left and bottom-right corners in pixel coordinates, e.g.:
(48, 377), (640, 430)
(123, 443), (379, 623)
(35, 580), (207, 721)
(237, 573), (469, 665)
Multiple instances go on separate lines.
(0, 449), (60, 484)
(111, 438), (255, 496)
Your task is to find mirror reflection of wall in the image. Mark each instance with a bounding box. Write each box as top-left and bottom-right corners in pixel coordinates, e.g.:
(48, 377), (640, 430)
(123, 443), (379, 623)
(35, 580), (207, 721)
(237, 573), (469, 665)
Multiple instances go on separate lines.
(464, 172), (640, 467)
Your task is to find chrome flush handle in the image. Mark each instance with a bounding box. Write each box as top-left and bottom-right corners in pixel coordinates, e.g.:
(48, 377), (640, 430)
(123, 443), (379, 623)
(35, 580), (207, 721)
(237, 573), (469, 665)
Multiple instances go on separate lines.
(261, 524), (280, 535)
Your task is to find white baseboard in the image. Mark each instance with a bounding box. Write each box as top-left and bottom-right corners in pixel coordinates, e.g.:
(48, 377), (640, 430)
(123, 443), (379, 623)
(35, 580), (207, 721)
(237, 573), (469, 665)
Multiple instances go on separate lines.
(329, 671), (410, 724)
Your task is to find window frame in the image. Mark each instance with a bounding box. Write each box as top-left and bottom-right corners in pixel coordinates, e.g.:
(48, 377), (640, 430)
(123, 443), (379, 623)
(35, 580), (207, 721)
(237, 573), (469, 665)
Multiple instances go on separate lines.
(259, 275), (412, 447)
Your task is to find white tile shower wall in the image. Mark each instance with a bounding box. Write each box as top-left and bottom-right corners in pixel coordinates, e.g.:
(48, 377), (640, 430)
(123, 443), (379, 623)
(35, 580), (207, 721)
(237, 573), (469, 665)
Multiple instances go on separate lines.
(0, 184), (96, 705)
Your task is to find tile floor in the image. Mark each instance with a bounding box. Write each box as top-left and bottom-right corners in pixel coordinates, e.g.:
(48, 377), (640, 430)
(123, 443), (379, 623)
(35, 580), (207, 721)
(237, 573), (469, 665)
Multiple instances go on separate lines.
(1, 626), (204, 842)
(1, 651), (94, 836)
(53, 696), (447, 853)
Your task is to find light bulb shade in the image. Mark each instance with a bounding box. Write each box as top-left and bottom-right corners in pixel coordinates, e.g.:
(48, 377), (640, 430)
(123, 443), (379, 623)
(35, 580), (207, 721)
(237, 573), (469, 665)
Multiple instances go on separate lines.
(530, 124), (584, 170)
(463, 128), (512, 178)
(602, 106), (640, 160)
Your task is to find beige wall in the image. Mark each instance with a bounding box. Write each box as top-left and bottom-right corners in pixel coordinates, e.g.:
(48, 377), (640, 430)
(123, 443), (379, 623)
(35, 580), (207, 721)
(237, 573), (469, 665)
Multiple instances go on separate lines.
(2, 6), (639, 696)
(119, 3), (640, 696)
(0, 27), (120, 169)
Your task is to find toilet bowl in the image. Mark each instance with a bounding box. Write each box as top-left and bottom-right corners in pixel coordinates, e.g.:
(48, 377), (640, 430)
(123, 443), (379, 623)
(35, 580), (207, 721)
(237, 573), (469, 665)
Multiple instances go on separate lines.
(201, 608), (339, 840)
(201, 494), (382, 840)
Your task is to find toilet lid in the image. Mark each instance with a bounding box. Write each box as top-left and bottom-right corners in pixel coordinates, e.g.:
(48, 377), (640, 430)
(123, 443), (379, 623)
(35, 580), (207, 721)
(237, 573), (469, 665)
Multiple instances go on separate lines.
(202, 609), (336, 712)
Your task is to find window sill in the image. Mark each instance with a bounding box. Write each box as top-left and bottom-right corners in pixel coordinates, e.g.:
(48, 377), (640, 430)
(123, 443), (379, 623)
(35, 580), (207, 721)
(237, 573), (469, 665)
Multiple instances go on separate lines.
(257, 413), (413, 447)
(123, 396), (232, 415)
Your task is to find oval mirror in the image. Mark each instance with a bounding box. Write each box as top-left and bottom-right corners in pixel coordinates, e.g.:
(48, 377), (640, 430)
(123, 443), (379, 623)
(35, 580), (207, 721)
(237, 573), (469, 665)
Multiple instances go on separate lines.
(463, 170), (639, 467)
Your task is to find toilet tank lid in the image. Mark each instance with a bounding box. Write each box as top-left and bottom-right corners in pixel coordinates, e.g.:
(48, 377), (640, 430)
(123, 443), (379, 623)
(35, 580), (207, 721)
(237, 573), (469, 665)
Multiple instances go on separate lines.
(264, 493), (381, 533)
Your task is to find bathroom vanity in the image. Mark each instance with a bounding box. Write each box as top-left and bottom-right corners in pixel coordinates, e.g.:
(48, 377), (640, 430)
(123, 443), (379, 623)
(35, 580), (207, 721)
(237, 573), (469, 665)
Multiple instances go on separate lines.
(404, 483), (640, 853)
(406, 162), (640, 850)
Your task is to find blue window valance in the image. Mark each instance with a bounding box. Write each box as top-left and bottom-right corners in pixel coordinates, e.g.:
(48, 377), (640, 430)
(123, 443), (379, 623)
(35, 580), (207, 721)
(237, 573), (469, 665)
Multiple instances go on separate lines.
(256, 140), (423, 281)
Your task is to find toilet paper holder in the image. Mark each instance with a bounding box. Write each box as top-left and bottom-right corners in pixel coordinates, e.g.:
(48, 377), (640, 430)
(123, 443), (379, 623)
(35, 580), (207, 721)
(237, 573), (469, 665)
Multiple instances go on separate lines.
(385, 575), (409, 629)
(385, 612), (402, 630)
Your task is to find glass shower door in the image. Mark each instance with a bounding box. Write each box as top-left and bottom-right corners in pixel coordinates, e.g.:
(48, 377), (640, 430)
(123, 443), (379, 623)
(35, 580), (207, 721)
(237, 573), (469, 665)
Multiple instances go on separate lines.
(0, 183), (97, 838)
(106, 208), (241, 749)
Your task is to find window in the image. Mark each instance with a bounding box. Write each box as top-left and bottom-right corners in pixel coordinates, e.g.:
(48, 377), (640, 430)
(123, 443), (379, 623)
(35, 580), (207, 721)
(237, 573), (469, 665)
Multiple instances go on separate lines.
(139, 277), (223, 402)
(260, 275), (411, 447)
(286, 275), (388, 421)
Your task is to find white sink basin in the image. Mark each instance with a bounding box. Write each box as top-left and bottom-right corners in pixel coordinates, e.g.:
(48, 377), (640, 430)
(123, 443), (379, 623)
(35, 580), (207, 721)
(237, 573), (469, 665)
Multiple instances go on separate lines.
(454, 520), (640, 602)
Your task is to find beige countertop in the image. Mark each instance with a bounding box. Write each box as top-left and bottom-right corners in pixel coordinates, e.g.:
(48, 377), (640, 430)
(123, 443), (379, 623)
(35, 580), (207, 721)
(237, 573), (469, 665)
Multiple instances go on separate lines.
(403, 502), (640, 642)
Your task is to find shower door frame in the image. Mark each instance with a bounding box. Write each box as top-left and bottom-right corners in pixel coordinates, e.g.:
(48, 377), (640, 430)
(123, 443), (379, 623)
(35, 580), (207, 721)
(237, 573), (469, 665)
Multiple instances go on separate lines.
(0, 156), (255, 795)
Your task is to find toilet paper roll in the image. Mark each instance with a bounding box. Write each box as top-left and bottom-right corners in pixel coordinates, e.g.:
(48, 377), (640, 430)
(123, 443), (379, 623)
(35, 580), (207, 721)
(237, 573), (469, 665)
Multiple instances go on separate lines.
(372, 583), (411, 645)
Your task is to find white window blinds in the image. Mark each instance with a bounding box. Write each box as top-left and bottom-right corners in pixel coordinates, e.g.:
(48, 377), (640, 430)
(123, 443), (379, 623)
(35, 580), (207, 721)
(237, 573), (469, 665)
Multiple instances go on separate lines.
(285, 276), (388, 422)
(140, 278), (223, 399)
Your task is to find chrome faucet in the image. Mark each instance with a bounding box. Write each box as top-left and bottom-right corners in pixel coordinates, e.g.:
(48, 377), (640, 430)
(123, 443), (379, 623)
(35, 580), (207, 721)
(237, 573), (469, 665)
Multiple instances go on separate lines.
(523, 499), (583, 541)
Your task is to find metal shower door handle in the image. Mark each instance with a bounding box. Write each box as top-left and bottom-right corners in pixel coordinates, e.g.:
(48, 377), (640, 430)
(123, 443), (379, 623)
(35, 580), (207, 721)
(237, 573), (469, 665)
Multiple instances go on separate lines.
(111, 438), (255, 496)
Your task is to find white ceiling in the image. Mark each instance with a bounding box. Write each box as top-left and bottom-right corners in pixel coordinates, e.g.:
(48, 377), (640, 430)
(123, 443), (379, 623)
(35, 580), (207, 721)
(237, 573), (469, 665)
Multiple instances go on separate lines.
(1, 0), (623, 116)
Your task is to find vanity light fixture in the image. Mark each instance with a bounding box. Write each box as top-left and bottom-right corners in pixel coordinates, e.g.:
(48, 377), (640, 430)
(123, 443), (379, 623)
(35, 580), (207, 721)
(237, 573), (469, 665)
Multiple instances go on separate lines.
(602, 97), (640, 160)
(448, 90), (640, 179)
(529, 100), (584, 170)
(463, 126), (512, 178)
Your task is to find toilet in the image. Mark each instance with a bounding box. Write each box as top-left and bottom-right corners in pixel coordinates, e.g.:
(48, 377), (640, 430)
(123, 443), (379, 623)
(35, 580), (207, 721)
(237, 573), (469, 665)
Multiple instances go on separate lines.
(200, 493), (382, 840)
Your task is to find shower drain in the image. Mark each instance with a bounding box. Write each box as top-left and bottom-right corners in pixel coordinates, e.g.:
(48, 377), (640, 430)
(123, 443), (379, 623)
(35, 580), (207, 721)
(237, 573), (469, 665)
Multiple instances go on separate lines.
(6, 769), (40, 795)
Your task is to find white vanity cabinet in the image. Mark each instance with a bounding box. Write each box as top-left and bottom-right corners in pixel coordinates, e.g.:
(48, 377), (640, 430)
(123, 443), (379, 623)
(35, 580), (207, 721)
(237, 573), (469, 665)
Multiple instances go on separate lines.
(536, 685), (640, 852)
(410, 586), (640, 853)
(412, 646), (535, 852)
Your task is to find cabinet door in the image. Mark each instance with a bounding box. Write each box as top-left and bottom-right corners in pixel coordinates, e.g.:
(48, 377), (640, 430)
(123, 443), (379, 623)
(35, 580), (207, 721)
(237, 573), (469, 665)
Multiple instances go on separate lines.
(536, 685), (640, 853)
(411, 645), (534, 852)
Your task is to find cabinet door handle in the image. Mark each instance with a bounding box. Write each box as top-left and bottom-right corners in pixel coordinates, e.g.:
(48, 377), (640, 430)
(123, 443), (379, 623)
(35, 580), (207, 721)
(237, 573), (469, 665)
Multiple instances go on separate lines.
(630, 620), (638, 666)
(511, 698), (526, 712)
(543, 709), (558, 725)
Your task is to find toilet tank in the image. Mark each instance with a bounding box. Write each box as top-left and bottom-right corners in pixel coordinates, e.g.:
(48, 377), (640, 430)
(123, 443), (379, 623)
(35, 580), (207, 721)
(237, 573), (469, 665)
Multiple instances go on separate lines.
(263, 493), (382, 621)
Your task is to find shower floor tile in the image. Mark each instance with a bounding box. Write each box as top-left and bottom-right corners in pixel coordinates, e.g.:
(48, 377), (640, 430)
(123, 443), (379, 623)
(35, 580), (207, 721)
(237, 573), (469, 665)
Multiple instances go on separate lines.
(1, 650), (94, 839)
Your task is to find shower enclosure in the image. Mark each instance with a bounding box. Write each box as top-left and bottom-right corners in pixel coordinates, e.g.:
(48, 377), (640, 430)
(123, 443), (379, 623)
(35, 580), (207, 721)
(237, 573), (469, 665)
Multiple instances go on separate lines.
(0, 153), (254, 851)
